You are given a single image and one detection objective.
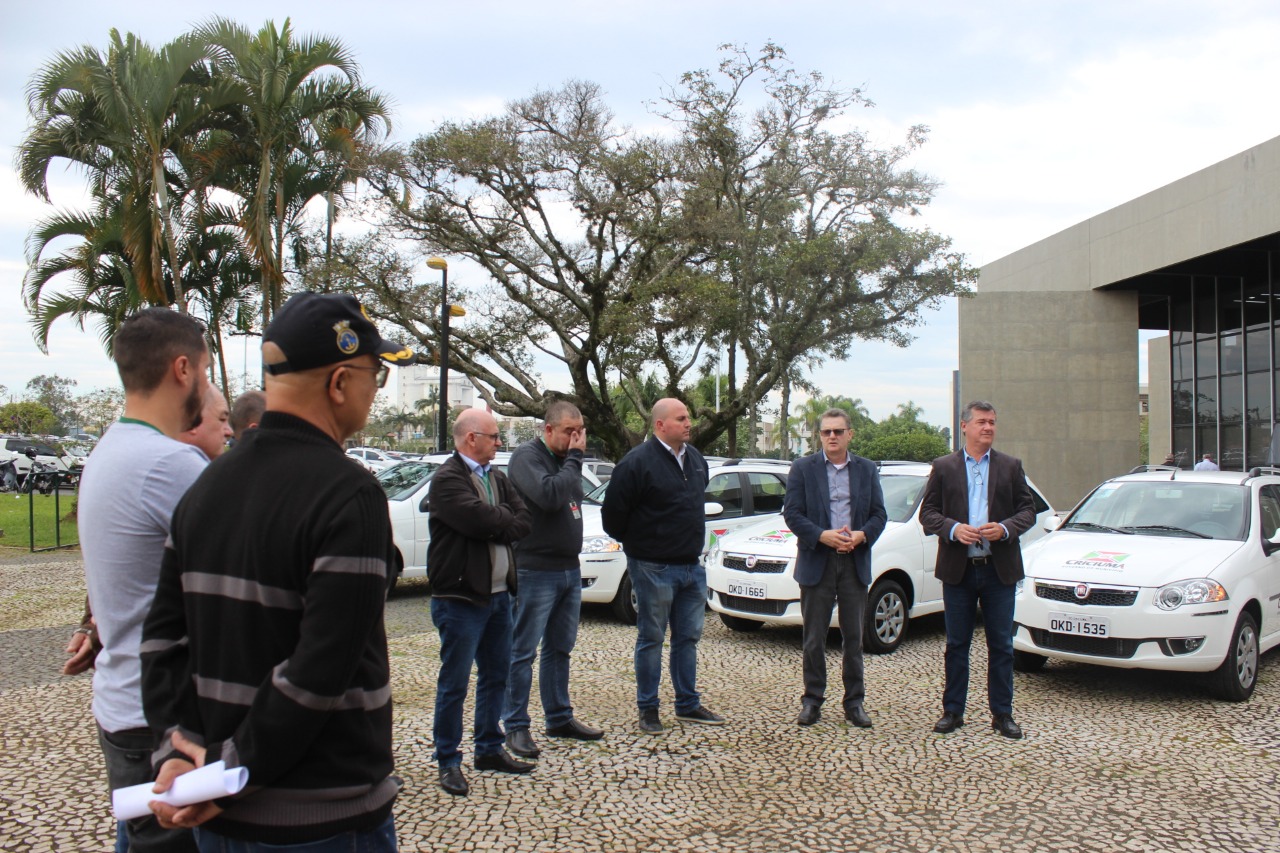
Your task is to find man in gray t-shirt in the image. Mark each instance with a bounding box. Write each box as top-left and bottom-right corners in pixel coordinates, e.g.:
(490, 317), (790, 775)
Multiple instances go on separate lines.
(77, 308), (209, 853)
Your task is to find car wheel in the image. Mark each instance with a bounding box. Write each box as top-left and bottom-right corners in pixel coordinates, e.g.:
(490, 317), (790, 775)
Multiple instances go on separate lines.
(1211, 611), (1259, 702)
(611, 570), (637, 625)
(1012, 650), (1047, 672)
(864, 578), (908, 654)
(719, 612), (764, 632)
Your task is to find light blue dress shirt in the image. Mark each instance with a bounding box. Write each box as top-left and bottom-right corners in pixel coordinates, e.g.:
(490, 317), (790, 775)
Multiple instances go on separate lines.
(949, 450), (1008, 558)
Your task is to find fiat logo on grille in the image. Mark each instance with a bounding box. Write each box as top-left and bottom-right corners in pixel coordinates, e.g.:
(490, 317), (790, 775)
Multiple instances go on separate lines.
(1074, 583), (1090, 600)
(745, 555), (758, 569)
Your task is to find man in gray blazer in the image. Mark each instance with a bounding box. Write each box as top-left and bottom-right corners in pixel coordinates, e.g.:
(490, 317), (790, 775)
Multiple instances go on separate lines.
(919, 400), (1036, 739)
(783, 408), (887, 727)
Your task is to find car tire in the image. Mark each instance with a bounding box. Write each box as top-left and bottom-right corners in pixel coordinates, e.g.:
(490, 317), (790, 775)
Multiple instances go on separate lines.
(611, 570), (637, 625)
(1012, 650), (1048, 672)
(719, 612), (764, 632)
(864, 578), (908, 654)
(1211, 611), (1259, 702)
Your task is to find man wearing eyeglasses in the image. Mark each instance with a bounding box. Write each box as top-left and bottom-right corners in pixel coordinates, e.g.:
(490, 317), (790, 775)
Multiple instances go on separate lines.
(427, 408), (533, 796)
(783, 408), (887, 728)
(141, 292), (414, 848)
(919, 400), (1036, 740)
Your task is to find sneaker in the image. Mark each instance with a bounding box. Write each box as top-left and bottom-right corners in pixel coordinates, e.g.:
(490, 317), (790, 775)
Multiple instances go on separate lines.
(675, 705), (727, 725)
(638, 708), (664, 735)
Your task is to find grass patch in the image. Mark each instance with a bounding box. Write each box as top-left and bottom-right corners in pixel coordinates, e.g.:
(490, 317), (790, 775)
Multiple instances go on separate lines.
(0, 492), (79, 550)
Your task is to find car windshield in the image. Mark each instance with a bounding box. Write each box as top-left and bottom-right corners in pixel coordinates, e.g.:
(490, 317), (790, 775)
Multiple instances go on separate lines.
(584, 481), (608, 505)
(879, 475), (927, 524)
(64, 444), (92, 457)
(1065, 481), (1249, 540)
(377, 460), (440, 501)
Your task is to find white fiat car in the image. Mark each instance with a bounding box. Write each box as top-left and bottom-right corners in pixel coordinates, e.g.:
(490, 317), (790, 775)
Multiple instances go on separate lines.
(1013, 467), (1280, 701)
(580, 459), (793, 623)
(705, 462), (1057, 653)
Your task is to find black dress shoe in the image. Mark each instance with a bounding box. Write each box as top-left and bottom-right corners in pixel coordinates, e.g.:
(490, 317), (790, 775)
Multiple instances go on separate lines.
(845, 706), (873, 728)
(474, 749), (535, 774)
(992, 714), (1024, 740)
(796, 705), (821, 726)
(933, 711), (965, 734)
(439, 765), (469, 796)
(505, 728), (541, 758)
(546, 717), (604, 741)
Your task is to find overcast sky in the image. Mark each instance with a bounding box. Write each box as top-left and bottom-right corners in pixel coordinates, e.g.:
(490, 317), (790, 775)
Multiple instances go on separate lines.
(3, 0), (1280, 424)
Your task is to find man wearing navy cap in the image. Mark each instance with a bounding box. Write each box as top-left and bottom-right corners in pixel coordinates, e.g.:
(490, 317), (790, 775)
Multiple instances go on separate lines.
(142, 293), (412, 849)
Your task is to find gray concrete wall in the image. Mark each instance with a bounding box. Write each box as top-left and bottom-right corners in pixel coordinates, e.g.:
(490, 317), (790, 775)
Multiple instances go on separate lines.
(980, 135), (1280, 294)
(1147, 336), (1171, 464)
(959, 290), (1138, 510)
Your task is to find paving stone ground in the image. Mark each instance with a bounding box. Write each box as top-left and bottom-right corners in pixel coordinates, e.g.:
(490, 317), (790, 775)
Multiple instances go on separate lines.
(1, 548), (1276, 852)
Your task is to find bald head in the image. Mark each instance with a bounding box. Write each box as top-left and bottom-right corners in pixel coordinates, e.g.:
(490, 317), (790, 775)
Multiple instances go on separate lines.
(652, 397), (691, 450)
(454, 408), (502, 466)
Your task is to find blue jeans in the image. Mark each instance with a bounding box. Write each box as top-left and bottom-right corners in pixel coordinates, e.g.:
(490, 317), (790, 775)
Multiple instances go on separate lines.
(194, 814), (397, 852)
(97, 724), (197, 852)
(629, 559), (705, 714)
(941, 563), (1017, 716)
(431, 592), (512, 766)
(503, 567), (582, 732)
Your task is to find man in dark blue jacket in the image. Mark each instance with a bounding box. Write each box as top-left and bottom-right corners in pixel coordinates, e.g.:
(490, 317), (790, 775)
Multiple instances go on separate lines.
(783, 408), (886, 728)
(602, 398), (725, 735)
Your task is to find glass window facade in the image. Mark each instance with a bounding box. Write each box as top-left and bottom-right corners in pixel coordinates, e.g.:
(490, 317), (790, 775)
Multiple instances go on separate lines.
(1165, 272), (1275, 469)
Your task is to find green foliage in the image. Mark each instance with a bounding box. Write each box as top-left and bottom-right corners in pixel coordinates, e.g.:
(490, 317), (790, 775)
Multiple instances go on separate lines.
(0, 402), (59, 436)
(359, 43), (973, 461)
(847, 401), (949, 462)
(76, 388), (125, 435)
(24, 375), (79, 432)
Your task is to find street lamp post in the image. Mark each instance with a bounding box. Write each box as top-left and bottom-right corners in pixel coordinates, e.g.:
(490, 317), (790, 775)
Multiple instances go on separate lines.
(427, 257), (450, 451)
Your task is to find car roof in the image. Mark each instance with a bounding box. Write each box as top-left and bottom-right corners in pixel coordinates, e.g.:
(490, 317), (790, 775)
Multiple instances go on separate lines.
(1107, 467), (1280, 486)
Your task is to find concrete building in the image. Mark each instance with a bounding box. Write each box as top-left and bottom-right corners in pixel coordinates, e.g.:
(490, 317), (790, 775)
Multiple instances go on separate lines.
(963, 135), (1280, 509)
(394, 364), (477, 414)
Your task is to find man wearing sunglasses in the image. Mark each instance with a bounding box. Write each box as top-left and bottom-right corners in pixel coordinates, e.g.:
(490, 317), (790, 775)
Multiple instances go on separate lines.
(783, 408), (887, 728)
(141, 292), (413, 848)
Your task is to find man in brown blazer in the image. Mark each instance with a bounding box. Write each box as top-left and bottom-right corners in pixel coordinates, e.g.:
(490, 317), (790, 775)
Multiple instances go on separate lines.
(919, 401), (1035, 739)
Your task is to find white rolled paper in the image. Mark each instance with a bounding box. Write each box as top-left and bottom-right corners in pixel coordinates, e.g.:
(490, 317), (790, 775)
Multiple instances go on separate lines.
(112, 760), (249, 820)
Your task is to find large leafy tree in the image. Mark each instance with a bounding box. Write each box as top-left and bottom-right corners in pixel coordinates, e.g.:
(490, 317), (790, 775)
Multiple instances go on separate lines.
(358, 44), (972, 461)
(195, 16), (391, 324)
(17, 29), (234, 311)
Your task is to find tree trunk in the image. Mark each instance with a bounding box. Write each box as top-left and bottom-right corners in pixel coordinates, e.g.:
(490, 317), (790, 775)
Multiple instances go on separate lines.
(779, 374), (792, 459)
(727, 342), (738, 451)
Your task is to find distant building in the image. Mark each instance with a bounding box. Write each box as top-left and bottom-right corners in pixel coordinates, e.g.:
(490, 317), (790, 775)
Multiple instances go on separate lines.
(394, 365), (477, 413)
(962, 135), (1280, 508)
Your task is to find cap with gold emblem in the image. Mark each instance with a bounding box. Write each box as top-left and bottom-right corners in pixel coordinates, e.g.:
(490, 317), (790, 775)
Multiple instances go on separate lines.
(263, 292), (414, 375)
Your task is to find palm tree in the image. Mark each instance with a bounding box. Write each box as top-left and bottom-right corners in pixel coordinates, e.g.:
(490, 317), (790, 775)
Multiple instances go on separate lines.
(194, 17), (391, 324)
(18, 29), (230, 311)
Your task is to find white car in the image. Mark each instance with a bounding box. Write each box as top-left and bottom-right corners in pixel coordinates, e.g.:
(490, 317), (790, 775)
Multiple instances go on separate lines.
(1012, 467), (1280, 701)
(705, 462), (1057, 654)
(380, 453), (602, 591)
(347, 446), (397, 471)
(579, 459), (793, 623)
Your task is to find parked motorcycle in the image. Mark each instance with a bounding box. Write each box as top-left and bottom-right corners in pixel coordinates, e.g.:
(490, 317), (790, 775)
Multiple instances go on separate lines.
(0, 456), (18, 493)
(17, 448), (60, 496)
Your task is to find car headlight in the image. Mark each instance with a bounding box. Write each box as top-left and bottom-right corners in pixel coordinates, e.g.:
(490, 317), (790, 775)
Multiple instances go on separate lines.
(705, 546), (722, 568)
(582, 535), (622, 554)
(1154, 579), (1228, 611)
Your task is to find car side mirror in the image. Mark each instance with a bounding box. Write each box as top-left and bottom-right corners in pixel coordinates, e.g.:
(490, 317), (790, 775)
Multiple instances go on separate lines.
(704, 501), (724, 518)
(419, 498), (430, 513)
(1043, 515), (1063, 532)
(1265, 530), (1280, 556)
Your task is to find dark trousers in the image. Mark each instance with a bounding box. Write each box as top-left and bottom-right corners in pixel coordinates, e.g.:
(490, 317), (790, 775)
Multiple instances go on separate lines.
(97, 724), (197, 852)
(431, 592), (513, 767)
(799, 552), (867, 711)
(942, 562), (1016, 716)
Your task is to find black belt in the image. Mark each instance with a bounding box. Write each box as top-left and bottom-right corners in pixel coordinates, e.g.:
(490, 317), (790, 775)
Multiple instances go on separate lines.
(967, 555), (991, 565)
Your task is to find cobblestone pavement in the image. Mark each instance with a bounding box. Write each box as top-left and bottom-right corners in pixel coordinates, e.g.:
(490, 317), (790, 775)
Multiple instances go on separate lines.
(2, 549), (1277, 852)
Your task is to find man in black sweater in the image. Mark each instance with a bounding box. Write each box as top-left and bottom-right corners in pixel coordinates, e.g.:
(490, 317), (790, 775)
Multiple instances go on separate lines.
(602, 398), (725, 735)
(141, 293), (413, 848)
(501, 401), (604, 759)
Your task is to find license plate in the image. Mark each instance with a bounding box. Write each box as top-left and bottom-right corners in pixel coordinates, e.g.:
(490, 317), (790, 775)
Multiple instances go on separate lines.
(1048, 611), (1110, 637)
(727, 580), (767, 599)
